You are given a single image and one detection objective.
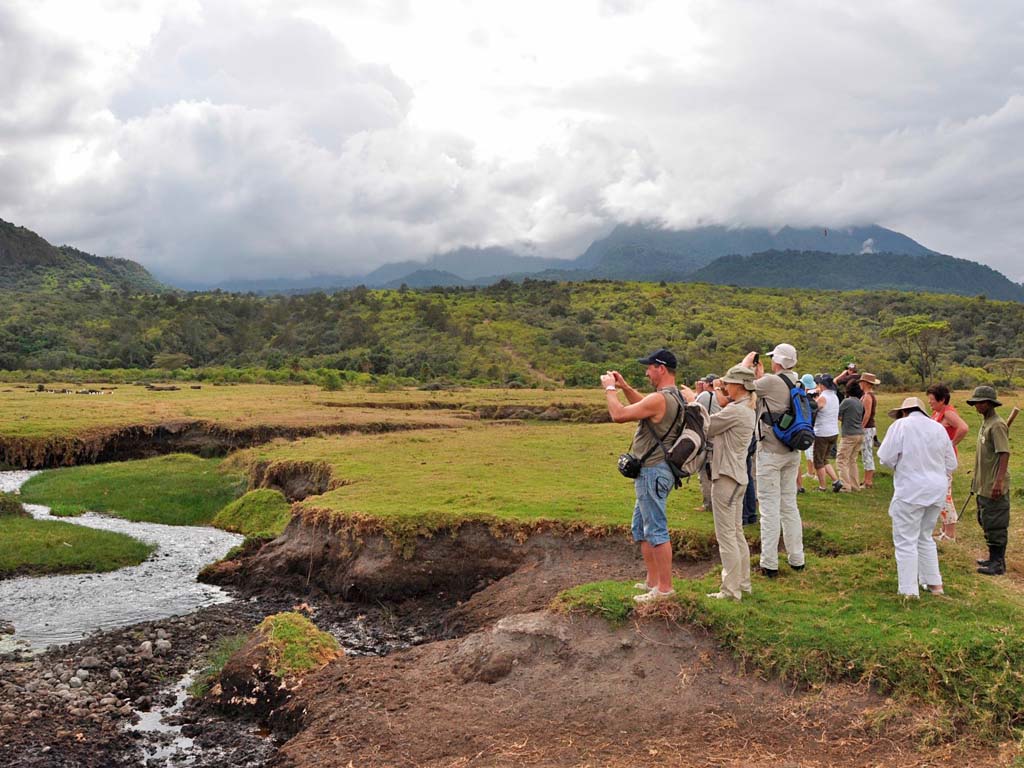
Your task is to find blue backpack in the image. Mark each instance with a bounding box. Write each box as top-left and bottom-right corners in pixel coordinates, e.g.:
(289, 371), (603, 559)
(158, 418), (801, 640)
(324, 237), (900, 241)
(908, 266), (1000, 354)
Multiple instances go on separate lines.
(762, 374), (815, 451)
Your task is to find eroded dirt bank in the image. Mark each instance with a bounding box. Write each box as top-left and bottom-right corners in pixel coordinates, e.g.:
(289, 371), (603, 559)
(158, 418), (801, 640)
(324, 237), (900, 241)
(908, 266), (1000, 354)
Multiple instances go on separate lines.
(0, 419), (458, 469)
(204, 512), (719, 602)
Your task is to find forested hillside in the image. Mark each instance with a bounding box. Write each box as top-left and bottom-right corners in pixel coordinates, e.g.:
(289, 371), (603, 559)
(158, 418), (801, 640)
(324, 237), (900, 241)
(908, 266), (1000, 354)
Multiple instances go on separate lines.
(3, 280), (1023, 389)
(690, 250), (1024, 302)
(0, 219), (164, 294)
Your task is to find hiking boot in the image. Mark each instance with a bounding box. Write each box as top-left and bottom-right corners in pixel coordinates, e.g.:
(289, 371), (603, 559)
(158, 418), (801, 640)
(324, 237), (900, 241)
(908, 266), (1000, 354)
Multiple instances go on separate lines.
(832, 479), (843, 493)
(760, 567), (779, 579)
(789, 563), (805, 572)
(977, 559), (1006, 576)
(976, 558), (993, 567)
(797, 486), (806, 494)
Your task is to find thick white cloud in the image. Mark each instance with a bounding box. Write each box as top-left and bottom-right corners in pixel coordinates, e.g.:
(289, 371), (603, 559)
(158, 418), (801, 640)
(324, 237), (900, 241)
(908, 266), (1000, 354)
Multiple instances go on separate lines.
(1, 0), (1023, 283)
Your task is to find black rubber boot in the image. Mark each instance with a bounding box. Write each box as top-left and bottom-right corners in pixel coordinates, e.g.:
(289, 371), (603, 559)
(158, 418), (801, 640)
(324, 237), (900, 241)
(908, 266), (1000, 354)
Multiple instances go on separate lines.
(977, 546), (996, 567)
(977, 546), (1006, 575)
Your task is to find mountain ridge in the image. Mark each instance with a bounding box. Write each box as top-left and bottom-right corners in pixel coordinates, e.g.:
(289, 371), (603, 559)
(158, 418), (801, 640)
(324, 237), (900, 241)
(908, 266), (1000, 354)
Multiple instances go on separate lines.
(0, 219), (164, 294)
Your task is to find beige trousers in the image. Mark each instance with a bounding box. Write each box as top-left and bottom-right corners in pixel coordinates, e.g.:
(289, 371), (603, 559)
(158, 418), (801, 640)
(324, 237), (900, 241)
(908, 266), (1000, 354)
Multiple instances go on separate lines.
(711, 475), (751, 599)
(837, 434), (863, 490)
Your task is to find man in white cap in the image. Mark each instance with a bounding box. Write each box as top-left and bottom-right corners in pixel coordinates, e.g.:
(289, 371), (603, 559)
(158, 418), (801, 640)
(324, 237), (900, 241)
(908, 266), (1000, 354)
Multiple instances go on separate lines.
(741, 344), (805, 578)
(877, 397), (957, 597)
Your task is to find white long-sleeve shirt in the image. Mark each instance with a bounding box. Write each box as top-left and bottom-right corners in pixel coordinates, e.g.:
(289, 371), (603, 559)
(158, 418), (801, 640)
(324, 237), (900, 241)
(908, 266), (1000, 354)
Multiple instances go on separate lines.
(877, 411), (958, 506)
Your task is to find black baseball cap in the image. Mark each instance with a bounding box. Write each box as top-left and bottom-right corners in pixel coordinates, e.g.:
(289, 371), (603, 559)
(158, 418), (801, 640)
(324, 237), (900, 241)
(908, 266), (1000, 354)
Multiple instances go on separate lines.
(637, 348), (677, 370)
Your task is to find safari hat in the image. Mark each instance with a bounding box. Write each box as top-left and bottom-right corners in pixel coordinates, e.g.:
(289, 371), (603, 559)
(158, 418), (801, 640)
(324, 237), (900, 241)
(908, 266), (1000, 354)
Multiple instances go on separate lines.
(720, 365), (756, 391)
(858, 372), (880, 386)
(966, 385), (1002, 407)
(887, 396), (927, 418)
(800, 373), (816, 389)
(766, 343), (797, 369)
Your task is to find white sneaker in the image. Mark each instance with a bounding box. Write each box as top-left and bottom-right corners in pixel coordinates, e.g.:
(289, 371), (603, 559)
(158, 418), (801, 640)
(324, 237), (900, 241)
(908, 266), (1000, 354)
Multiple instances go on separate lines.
(634, 582), (656, 590)
(633, 589), (675, 604)
(706, 591), (740, 601)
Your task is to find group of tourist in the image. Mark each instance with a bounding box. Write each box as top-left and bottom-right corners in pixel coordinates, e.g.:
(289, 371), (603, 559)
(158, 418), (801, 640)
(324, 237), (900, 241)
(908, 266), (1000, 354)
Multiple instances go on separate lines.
(601, 345), (1012, 603)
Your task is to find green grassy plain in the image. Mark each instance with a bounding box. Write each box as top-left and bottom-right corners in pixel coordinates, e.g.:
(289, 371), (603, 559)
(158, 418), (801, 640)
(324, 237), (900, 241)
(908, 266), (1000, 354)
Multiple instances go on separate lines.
(19, 454), (246, 525)
(4, 382), (1024, 742)
(0, 383), (600, 440)
(0, 516), (154, 578)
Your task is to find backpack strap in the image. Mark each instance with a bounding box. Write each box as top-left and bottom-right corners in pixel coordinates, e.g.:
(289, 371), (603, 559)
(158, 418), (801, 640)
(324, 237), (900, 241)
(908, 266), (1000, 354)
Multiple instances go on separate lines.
(758, 373), (794, 440)
(639, 391), (686, 469)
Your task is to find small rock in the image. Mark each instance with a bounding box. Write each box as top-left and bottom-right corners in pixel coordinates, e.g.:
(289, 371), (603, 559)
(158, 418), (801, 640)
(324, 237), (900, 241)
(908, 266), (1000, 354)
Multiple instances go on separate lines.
(109, 669), (124, 682)
(155, 629), (168, 640)
(75, 669), (90, 682)
(154, 639), (172, 652)
(68, 678), (82, 689)
(79, 655), (103, 669)
(113, 645), (128, 656)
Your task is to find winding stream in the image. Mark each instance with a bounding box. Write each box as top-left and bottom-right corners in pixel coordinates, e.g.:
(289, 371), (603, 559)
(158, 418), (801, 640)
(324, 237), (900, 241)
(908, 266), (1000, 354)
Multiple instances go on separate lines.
(0, 470), (243, 651)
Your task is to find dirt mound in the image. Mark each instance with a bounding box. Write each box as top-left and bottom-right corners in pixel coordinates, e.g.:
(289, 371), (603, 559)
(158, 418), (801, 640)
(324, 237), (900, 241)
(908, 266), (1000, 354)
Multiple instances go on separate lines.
(274, 610), (998, 768)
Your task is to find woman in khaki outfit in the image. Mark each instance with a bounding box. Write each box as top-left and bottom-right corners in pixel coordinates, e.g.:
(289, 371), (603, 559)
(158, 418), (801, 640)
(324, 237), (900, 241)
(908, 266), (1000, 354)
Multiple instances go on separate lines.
(682, 365), (757, 600)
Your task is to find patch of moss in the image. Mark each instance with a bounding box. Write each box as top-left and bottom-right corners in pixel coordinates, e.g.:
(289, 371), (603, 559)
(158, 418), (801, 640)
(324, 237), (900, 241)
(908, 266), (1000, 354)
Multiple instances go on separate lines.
(212, 489), (293, 538)
(256, 612), (340, 678)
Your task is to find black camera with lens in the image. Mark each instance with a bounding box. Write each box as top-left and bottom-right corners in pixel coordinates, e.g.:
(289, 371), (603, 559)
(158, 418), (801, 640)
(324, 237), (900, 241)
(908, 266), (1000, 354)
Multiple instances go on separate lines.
(617, 452), (642, 479)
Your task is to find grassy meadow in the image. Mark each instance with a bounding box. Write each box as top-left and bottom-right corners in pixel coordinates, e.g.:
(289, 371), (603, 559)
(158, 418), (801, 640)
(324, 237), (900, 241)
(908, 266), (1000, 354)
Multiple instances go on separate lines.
(0, 516), (154, 578)
(0, 382), (589, 440)
(19, 454), (247, 525)
(4, 381), (1024, 743)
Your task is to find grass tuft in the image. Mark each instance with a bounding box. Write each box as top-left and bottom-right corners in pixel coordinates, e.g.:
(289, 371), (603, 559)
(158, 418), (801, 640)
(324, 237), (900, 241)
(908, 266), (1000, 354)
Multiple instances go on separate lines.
(256, 612), (341, 678)
(212, 489), (293, 538)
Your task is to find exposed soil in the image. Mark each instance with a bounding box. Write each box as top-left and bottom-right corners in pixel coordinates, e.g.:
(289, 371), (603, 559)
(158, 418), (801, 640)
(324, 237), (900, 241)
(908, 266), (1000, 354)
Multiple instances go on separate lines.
(0, 419), (459, 470)
(204, 514), (718, 602)
(276, 610), (1007, 768)
(2, 531), (1012, 768)
(0, 591), (454, 768)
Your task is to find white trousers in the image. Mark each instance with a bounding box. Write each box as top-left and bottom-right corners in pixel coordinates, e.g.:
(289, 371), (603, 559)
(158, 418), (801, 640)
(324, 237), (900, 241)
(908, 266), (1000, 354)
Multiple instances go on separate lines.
(755, 448), (804, 570)
(889, 498), (943, 596)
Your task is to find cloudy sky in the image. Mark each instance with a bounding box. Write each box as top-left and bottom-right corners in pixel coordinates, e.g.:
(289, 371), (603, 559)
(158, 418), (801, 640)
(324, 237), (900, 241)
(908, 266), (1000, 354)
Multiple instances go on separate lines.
(2, 0), (1023, 284)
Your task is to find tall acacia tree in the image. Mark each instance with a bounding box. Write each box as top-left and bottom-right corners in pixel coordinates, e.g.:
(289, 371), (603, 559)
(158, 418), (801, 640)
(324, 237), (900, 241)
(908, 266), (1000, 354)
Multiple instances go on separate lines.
(881, 314), (950, 387)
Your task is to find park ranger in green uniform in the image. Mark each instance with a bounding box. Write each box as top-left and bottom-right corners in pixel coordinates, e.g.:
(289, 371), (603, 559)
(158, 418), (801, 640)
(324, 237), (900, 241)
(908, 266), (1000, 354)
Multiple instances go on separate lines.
(967, 386), (1011, 576)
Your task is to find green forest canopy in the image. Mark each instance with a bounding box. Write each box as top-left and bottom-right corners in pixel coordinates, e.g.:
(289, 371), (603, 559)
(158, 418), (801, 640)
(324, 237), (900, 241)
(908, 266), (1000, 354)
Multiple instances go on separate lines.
(2, 280), (1022, 389)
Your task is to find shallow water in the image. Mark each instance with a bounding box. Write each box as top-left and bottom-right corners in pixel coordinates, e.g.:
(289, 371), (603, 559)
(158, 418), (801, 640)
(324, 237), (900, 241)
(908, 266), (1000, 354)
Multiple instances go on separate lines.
(0, 470), (243, 650)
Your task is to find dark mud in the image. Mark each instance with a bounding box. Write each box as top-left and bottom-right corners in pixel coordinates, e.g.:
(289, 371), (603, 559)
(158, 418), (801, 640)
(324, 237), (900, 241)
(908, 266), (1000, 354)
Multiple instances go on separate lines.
(0, 590), (458, 768)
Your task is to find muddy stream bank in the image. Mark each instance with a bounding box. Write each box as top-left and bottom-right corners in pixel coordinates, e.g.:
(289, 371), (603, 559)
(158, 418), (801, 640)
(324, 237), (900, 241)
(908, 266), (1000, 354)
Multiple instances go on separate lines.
(0, 469), (458, 767)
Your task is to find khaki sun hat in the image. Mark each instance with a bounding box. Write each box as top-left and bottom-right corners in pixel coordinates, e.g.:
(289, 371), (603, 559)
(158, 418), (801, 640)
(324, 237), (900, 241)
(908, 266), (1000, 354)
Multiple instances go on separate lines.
(887, 396), (927, 418)
(966, 385), (1002, 407)
(858, 372), (880, 386)
(720, 364), (757, 391)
